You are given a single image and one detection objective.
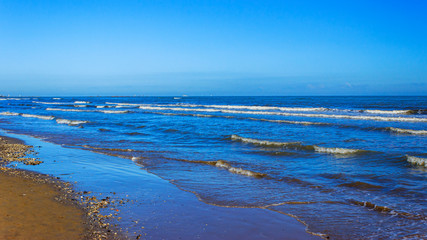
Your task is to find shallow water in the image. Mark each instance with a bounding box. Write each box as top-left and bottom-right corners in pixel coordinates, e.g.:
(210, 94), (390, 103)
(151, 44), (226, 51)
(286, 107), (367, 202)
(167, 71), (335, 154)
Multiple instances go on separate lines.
(1, 96), (426, 239)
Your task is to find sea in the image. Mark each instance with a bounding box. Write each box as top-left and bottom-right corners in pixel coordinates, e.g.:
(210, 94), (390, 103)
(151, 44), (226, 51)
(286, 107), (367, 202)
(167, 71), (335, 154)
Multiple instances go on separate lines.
(0, 96), (426, 239)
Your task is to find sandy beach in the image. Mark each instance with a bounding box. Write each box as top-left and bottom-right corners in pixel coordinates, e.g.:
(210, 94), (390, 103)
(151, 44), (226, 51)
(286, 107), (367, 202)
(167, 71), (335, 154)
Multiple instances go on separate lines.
(0, 136), (120, 240)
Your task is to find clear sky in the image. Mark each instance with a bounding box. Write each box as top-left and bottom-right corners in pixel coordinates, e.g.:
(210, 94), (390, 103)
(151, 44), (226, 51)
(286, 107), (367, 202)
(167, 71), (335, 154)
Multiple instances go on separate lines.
(0, 0), (426, 96)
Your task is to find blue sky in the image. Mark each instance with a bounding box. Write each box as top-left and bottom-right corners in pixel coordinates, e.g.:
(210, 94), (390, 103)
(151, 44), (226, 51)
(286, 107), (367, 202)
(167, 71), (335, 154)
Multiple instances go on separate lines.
(0, 0), (426, 96)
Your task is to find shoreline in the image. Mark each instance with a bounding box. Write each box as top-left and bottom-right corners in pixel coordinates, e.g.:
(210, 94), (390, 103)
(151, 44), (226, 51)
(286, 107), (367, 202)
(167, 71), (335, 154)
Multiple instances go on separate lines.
(0, 135), (121, 240)
(1, 131), (321, 240)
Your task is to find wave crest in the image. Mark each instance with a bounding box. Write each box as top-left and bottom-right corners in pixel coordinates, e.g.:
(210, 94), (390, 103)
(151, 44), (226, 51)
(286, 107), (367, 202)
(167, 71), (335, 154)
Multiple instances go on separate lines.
(388, 127), (427, 135)
(56, 119), (89, 125)
(406, 155), (427, 167)
(231, 135), (367, 155)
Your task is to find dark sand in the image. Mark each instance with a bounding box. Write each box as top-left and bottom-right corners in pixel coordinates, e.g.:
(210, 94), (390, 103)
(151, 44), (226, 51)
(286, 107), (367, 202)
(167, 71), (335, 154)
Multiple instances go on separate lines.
(0, 136), (118, 240)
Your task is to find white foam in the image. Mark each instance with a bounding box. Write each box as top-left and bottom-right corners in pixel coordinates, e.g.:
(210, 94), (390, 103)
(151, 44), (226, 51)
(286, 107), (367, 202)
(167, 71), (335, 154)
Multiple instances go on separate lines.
(138, 106), (427, 122)
(74, 101), (91, 104)
(46, 108), (91, 112)
(131, 157), (142, 161)
(56, 119), (88, 125)
(313, 146), (361, 154)
(388, 127), (427, 135)
(228, 167), (262, 177)
(364, 110), (411, 115)
(33, 101), (65, 105)
(21, 114), (55, 120)
(230, 134), (300, 147)
(231, 135), (366, 155)
(0, 111), (20, 116)
(105, 102), (141, 106)
(53, 98), (61, 100)
(214, 160), (264, 177)
(46, 108), (129, 114)
(406, 155), (427, 167)
(74, 105), (87, 108)
(99, 110), (130, 114)
(215, 160), (231, 168)
(96, 105), (106, 108)
(250, 118), (328, 126)
(0, 98), (7, 101)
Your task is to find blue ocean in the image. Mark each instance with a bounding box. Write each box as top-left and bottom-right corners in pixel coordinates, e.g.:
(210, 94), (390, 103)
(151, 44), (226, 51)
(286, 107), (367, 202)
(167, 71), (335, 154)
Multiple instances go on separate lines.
(1, 96), (426, 239)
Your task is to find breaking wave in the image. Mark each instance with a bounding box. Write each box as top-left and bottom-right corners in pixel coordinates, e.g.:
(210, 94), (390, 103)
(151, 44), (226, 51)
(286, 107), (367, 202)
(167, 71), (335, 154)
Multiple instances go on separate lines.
(406, 155), (427, 167)
(350, 200), (426, 220)
(21, 114), (55, 120)
(56, 119), (89, 125)
(138, 106), (427, 122)
(248, 118), (331, 126)
(46, 108), (130, 114)
(313, 146), (364, 155)
(363, 109), (413, 115)
(33, 101), (67, 105)
(74, 101), (91, 104)
(214, 160), (267, 178)
(99, 110), (130, 114)
(0, 111), (21, 116)
(387, 127), (427, 135)
(231, 135), (368, 155)
(1, 111), (55, 121)
(230, 134), (301, 148)
(46, 108), (91, 112)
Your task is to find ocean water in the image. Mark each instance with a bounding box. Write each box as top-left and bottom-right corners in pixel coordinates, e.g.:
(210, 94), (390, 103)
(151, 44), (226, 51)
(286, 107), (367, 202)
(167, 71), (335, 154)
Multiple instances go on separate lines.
(0, 96), (426, 239)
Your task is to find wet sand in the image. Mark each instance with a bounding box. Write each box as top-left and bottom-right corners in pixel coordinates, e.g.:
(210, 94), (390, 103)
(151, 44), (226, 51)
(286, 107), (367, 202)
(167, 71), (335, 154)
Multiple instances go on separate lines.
(0, 136), (118, 240)
(0, 169), (85, 240)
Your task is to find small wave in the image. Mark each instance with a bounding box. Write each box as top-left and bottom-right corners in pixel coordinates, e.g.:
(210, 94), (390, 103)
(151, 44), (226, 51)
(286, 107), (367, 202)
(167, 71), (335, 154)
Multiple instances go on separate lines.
(52, 98), (61, 100)
(74, 101), (91, 104)
(0, 111), (20, 116)
(99, 110), (130, 114)
(82, 145), (136, 152)
(46, 108), (129, 114)
(165, 158), (267, 178)
(339, 181), (383, 191)
(105, 102), (141, 106)
(363, 109), (412, 115)
(213, 160), (267, 178)
(159, 103), (328, 112)
(21, 113), (55, 120)
(33, 101), (66, 105)
(230, 134), (301, 148)
(46, 108), (91, 112)
(56, 119), (88, 125)
(231, 135), (368, 155)
(96, 105), (106, 108)
(143, 103), (425, 116)
(406, 155), (427, 167)
(313, 146), (364, 155)
(248, 118), (330, 126)
(74, 105), (87, 108)
(387, 127), (427, 135)
(138, 106), (427, 122)
(350, 200), (426, 220)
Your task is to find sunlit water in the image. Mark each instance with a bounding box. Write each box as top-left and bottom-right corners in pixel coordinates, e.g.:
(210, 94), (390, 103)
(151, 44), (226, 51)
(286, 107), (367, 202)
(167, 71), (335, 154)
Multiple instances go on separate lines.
(1, 96), (426, 239)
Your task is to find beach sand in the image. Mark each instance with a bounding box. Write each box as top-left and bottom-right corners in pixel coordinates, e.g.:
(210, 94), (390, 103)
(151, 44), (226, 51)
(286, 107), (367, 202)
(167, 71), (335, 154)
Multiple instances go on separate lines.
(0, 136), (117, 240)
(0, 169), (85, 240)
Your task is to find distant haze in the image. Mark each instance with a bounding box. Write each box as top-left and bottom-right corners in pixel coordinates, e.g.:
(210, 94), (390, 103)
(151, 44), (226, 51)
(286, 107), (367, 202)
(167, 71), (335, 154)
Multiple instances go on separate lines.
(0, 1), (426, 96)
